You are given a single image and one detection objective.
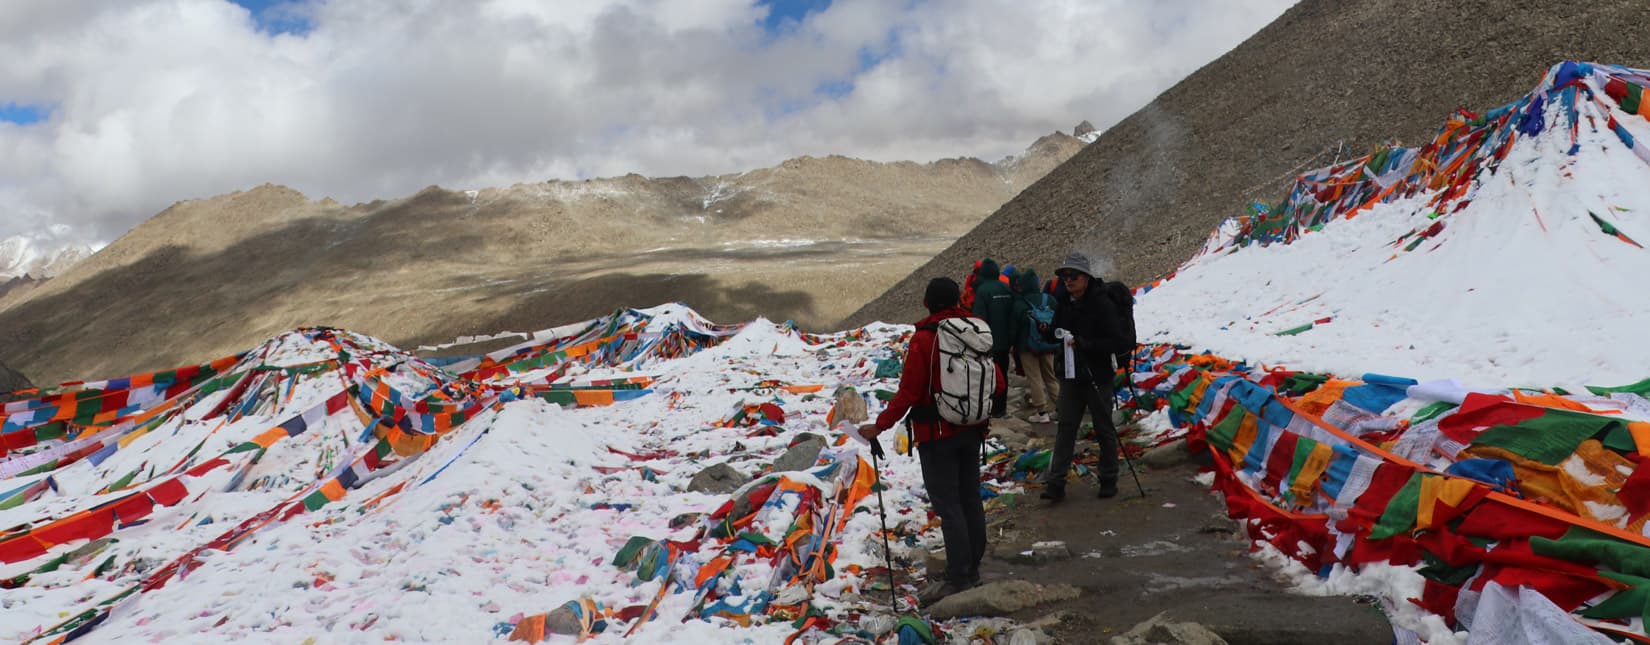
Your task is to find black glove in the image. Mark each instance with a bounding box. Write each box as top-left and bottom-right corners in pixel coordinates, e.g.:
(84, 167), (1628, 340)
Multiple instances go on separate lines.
(869, 438), (886, 459)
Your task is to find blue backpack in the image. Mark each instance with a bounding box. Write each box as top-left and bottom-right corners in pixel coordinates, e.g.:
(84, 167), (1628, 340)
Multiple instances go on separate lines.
(1021, 294), (1060, 353)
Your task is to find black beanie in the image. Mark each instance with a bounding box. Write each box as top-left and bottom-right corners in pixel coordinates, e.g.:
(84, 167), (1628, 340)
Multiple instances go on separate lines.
(923, 277), (960, 312)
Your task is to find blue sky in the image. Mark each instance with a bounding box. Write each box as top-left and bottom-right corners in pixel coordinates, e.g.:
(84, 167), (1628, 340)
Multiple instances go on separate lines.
(0, 103), (48, 126)
(758, 0), (831, 34)
(228, 0), (314, 36)
(228, 0), (831, 39)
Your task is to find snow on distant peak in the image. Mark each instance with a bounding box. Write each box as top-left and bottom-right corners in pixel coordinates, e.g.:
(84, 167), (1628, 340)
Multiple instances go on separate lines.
(1140, 61), (1650, 389)
(0, 231), (101, 280)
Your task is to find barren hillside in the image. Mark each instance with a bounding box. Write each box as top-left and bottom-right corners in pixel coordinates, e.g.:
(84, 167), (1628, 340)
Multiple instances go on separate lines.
(847, 0), (1650, 326)
(0, 131), (1083, 383)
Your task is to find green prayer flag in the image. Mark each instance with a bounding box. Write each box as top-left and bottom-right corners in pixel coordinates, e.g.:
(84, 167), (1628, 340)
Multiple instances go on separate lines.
(1604, 424), (1638, 454)
(1418, 552), (1477, 586)
(105, 469), (139, 493)
(1204, 408), (1246, 453)
(1282, 373), (1330, 396)
(33, 422), (66, 442)
(1532, 526), (1650, 579)
(301, 490), (330, 511)
(1369, 473), (1423, 540)
(612, 536), (654, 568)
(1283, 436), (1319, 501)
(1275, 322), (1314, 336)
(1471, 409), (1622, 465)
(1587, 377), (1650, 398)
(1411, 402), (1456, 424)
(1582, 570), (1650, 627)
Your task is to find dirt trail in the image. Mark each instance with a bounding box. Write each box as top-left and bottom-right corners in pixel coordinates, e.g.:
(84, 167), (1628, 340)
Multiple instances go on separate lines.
(965, 383), (1394, 644)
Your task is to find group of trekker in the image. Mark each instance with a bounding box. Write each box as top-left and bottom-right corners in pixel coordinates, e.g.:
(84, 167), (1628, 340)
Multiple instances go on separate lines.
(855, 251), (1137, 605)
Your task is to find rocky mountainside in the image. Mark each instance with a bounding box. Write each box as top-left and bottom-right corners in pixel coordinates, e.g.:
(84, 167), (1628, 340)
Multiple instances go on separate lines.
(0, 131), (1084, 383)
(0, 360), (29, 395)
(847, 0), (1650, 327)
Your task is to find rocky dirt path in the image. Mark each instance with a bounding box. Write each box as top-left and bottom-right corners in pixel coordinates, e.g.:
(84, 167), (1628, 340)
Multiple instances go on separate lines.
(938, 381), (1395, 644)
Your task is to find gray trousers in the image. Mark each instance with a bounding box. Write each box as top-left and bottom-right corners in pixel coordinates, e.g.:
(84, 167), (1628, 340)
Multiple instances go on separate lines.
(1044, 378), (1118, 490)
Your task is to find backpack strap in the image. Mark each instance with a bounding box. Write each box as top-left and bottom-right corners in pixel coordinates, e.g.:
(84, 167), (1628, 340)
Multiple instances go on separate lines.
(907, 321), (942, 432)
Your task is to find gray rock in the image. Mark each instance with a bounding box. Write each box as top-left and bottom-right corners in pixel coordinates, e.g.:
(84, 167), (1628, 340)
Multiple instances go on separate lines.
(1030, 541), (1072, 562)
(1073, 120), (1097, 138)
(687, 463), (745, 494)
(1009, 628), (1057, 645)
(771, 433), (826, 472)
(545, 604), (584, 635)
(1198, 512), (1241, 536)
(1142, 438), (1194, 468)
(995, 540), (1074, 565)
(926, 580), (1081, 619)
(1111, 612), (1228, 645)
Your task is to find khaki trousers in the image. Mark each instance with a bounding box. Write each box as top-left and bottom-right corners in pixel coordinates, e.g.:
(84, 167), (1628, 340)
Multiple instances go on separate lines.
(1018, 350), (1058, 414)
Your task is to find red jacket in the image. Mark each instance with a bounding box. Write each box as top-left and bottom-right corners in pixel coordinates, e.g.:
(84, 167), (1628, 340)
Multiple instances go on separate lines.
(874, 307), (1007, 443)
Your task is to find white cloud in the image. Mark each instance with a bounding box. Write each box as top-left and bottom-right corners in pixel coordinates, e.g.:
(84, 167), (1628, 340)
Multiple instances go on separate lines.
(0, 0), (1296, 241)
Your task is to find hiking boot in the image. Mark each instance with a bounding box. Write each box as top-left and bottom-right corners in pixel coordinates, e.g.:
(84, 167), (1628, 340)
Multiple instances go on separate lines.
(1027, 412), (1052, 424)
(1039, 485), (1065, 502)
(917, 579), (972, 606)
(1096, 480), (1118, 498)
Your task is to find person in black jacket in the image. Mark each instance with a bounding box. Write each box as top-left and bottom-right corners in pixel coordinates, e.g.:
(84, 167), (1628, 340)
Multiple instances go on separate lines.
(1034, 252), (1127, 500)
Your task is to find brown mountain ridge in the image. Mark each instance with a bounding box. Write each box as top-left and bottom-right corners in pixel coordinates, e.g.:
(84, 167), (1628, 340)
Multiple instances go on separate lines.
(847, 0), (1650, 326)
(0, 131), (1085, 383)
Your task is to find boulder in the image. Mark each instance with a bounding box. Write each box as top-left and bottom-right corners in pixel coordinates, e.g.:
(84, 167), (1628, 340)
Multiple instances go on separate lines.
(687, 463), (745, 494)
(771, 433), (826, 472)
(545, 605), (584, 636)
(1142, 438), (1194, 468)
(1009, 628), (1057, 645)
(926, 580), (1080, 619)
(1111, 612), (1228, 645)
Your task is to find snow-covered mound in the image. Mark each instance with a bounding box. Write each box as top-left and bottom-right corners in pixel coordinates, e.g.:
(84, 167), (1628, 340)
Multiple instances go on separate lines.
(1113, 62), (1650, 644)
(0, 305), (1007, 643)
(1139, 62), (1650, 389)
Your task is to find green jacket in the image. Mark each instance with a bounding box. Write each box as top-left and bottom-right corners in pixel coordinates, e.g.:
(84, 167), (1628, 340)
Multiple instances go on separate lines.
(970, 258), (1014, 353)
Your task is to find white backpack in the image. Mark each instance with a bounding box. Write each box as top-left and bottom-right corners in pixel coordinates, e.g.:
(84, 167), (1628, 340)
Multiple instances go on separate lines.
(925, 317), (995, 426)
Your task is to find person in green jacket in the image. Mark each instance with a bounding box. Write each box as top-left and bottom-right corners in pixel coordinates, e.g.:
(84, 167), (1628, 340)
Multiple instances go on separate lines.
(1010, 269), (1059, 423)
(970, 258), (1014, 417)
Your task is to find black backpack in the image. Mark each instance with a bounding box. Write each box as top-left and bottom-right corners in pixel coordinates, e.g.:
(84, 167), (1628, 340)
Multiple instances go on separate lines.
(1102, 281), (1137, 370)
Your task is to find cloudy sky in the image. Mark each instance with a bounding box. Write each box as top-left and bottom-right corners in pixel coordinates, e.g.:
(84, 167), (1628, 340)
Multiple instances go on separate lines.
(0, 0), (1295, 243)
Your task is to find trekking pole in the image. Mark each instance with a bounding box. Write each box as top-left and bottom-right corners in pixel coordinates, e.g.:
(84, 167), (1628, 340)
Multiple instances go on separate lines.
(1099, 378), (1147, 499)
(1119, 427), (1147, 498)
(870, 445), (898, 609)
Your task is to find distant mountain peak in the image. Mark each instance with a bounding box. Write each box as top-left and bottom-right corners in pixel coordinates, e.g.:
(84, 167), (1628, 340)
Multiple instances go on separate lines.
(0, 234), (100, 280)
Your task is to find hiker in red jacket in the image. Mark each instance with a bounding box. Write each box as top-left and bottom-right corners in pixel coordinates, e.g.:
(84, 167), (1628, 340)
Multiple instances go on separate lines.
(859, 277), (1005, 606)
